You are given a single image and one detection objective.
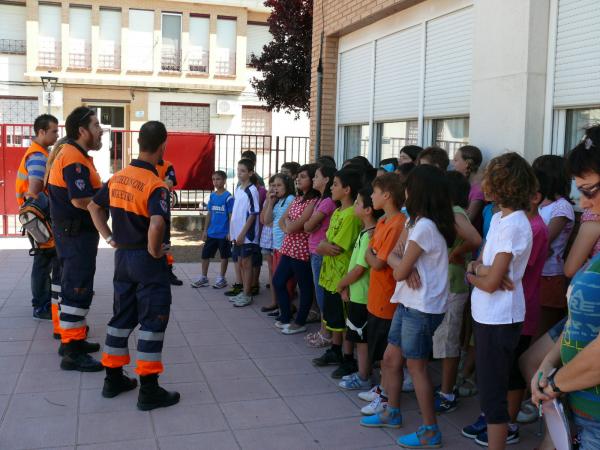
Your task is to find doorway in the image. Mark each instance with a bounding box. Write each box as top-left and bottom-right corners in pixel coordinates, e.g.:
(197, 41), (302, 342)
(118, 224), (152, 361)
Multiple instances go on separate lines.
(86, 104), (126, 181)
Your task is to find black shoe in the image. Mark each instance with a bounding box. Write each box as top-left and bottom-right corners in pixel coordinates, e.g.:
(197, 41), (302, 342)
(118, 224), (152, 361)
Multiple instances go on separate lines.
(33, 308), (52, 320)
(267, 310), (280, 317)
(312, 348), (342, 367)
(53, 332), (61, 340)
(331, 359), (358, 379)
(60, 351), (103, 372)
(137, 374), (180, 411)
(58, 340), (100, 356)
(168, 266), (183, 286)
(224, 283), (243, 297)
(102, 367), (138, 398)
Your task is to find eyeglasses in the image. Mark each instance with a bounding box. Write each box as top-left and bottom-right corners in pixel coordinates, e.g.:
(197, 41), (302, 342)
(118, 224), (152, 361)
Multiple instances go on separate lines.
(577, 182), (600, 199)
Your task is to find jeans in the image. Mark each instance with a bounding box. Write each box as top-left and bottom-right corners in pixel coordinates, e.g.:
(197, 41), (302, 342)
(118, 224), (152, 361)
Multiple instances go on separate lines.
(310, 253), (325, 311)
(273, 254), (313, 325)
(574, 414), (600, 450)
(31, 248), (59, 311)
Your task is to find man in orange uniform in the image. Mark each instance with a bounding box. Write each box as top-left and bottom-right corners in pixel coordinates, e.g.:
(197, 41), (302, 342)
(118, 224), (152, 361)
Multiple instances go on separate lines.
(15, 114), (60, 323)
(155, 158), (183, 285)
(88, 121), (180, 410)
(47, 107), (103, 371)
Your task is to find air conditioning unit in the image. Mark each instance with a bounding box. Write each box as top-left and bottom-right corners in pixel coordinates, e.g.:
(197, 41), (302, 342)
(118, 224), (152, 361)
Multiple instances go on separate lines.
(216, 99), (238, 116)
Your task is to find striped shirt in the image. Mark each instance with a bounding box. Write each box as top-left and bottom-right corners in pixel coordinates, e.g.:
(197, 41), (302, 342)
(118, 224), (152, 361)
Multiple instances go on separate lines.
(25, 152), (48, 181)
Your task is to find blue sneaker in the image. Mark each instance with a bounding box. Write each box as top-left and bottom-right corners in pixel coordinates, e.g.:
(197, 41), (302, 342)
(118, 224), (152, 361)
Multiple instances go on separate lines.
(434, 392), (458, 414)
(474, 427), (520, 447)
(462, 413), (487, 439)
(397, 424), (442, 448)
(359, 405), (402, 428)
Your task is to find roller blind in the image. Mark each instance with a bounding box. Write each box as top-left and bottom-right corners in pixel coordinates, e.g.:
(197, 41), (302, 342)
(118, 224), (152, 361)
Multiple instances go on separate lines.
(338, 43), (373, 125)
(128, 9), (154, 71)
(0, 4), (26, 41)
(246, 24), (270, 63)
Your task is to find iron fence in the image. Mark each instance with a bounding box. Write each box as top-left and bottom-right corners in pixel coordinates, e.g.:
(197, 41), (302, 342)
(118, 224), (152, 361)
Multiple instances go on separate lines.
(188, 50), (209, 73)
(0, 39), (26, 55)
(38, 40), (61, 68)
(98, 45), (121, 70)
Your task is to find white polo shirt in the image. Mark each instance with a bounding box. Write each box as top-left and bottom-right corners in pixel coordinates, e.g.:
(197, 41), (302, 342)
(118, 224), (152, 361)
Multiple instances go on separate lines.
(230, 183), (260, 245)
(471, 210), (533, 325)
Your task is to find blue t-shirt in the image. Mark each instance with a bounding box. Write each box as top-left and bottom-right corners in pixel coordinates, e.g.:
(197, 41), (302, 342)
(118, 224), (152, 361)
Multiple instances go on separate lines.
(272, 195), (295, 250)
(207, 190), (233, 239)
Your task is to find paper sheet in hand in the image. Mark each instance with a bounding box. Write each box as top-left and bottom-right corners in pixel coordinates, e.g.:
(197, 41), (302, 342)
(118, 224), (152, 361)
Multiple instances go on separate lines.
(542, 399), (572, 450)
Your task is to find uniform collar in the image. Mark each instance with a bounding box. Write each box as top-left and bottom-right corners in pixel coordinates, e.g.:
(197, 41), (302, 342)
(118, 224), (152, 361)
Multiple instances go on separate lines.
(66, 139), (89, 157)
(157, 159), (165, 166)
(30, 140), (47, 153)
(131, 159), (159, 176)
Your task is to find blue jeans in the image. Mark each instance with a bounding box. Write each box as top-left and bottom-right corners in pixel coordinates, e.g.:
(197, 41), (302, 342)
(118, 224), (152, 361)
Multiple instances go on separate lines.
(574, 414), (600, 450)
(31, 248), (59, 311)
(310, 253), (325, 311)
(387, 305), (444, 359)
(273, 254), (314, 325)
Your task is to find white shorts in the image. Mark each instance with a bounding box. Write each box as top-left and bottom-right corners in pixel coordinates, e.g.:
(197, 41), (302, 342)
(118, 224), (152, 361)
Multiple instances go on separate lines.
(433, 292), (468, 359)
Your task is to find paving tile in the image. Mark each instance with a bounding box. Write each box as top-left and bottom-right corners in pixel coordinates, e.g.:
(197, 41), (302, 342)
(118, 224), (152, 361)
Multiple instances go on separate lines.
(77, 410), (153, 444)
(0, 356), (25, 374)
(158, 431), (240, 450)
(241, 341), (300, 358)
(78, 386), (139, 414)
(15, 369), (80, 393)
(161, 346), (196, 364)
(0, 340), (30, 356)
(178, 319), (226, 333)
(22, 352), (63, 372)
(151, 403), (228, 436)
(78, 439), (158, 450)
(0, 414), (77, 450)
(161, 381), (216, 405)
(200, 359), (263, 381)
(0, 327), (36, 341)
(207, 376), (279, 402)
(191, 343), (249, 362)
(0, 373), (19, 395)
(220, 397), (298, 430)
(268, 373), (339, 397)
(5, 390), (79, 418)
(184, 331), (237, 346)
(285, 392), (362, 422)
(159, 363), (206, 384)
(253, 356), (318, 376)
(305, 416), (394, 449)
(228, 328), (280, 343)
(80, 370), (107, 390)
(234, 423), (321, 450)
(0, 394), (9, 417)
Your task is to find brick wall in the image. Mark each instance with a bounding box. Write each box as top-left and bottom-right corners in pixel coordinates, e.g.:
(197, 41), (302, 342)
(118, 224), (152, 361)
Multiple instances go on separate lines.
(309, 0), (424, 158)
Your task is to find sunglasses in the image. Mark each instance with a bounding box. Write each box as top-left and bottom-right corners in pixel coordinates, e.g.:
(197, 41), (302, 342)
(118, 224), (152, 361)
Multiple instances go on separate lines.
(78, 108), (94, 125)
(577, 182), (600, 199)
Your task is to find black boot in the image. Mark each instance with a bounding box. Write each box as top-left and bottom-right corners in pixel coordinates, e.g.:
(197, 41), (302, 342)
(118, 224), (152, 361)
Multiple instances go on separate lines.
(58, 340), (100, 356)
(168, 265), (183, 286)
(60, 340), (103, 372)
(102, 367), (138, 398)
(137, 374), (180, 411)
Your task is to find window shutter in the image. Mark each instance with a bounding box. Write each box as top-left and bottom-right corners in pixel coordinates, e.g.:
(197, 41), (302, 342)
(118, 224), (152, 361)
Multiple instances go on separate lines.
(128, 9), (154, 71)
(338, 43), (373, 125)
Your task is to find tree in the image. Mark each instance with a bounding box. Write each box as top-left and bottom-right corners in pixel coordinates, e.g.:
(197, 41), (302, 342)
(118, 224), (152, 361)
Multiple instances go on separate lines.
(250, 0), (313, 117)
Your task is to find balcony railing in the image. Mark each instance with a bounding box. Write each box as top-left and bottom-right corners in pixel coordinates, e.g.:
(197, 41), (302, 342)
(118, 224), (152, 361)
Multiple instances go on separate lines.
(0, 39), (26, 55)
(215, 51), (236, 76)
(98, 44), (121, 70)
(38, 40), (61, 68)
(188, 50), (209, 73)
(69, 42), (91, 69)
(161, 48), (181, 72)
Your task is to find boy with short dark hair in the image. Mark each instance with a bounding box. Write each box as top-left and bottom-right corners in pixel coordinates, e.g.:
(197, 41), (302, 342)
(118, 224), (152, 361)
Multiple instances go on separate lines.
(417, 146), (450, 171)
(192, 170), (233, 289)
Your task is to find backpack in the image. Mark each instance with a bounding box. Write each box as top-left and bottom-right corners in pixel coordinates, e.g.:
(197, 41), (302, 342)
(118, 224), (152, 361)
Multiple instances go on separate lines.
(18, 195), (53, 255)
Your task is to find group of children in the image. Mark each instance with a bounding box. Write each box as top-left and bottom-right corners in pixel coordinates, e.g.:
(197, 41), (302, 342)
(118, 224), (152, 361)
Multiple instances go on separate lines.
(191, 143), (587, 449)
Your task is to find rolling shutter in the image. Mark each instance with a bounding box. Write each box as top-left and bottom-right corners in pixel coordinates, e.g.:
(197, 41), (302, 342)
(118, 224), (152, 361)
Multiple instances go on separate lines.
(0, 4), (26, 41)
(553, 0), (600, 107)
(39, 4), (61, 41)
(246, 24), (271, 63)
(128, 9), (154, 71)
(373, 25), (421, 121)
(99, 9), (121, 58)
(424, 7), (473, 117)
(338, 43), (373, 125)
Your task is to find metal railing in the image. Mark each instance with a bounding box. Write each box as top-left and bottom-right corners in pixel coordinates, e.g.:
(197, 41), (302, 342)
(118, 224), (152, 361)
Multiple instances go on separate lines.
(98, 45), (121, 70)
(0, 39), (26, 55)
(38, 40), (61, 67)
(161, 48), (182, 71)
(215, 51), (236, 76)
(69, 43), (92, 69)
(434, 139), (467, 159)
(188, 50), (209, 73)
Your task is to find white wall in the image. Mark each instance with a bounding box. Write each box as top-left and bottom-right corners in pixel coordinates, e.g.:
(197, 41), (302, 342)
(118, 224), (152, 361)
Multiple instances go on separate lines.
(0, 55), (27, 85)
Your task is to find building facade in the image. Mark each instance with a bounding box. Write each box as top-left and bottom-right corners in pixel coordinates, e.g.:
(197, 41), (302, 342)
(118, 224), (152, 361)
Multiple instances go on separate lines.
(0, 0), (309, 180)
(310, 0), (600, 165)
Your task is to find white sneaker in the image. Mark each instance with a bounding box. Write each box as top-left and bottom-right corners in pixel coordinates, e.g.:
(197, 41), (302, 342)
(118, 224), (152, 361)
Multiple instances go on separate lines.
(274, 321), (290, 330)
(342, 371), (359, 381)
(361, 394), (387, 416)
(339, 372), (371, 390)
(229, 292), (243, 303)
(191, 276), (209, 288)
(358, 385), (380, 402)
(402, 368), (414, 393)
(233, 293), (253, 307)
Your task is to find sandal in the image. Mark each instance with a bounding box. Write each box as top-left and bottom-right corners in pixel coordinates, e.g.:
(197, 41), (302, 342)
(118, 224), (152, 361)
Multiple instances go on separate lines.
(306, 331), (331, 348)
(261, 304), (279, 312)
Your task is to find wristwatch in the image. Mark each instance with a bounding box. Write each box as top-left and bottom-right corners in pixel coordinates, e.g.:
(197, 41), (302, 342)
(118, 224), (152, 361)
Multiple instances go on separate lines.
(547, 368), (563, 393)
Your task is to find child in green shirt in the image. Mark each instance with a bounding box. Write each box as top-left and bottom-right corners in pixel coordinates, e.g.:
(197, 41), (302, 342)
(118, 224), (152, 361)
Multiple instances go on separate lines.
(314, 168), (362, 379)
(337, 186), (384, 390)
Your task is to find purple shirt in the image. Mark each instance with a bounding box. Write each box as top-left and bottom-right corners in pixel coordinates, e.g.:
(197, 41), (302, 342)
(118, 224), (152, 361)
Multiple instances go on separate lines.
(522, 214), (549, 336)
(308, 197), (336, 254)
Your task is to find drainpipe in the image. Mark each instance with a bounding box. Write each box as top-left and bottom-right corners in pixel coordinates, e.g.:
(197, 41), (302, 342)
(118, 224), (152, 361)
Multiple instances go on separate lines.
(314, 30), (324, 160)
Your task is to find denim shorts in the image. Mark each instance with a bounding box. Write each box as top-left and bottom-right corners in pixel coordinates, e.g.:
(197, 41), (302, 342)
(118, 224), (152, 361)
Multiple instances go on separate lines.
(231, 243), (260, 262)
(574, 414), (600, 450)
(387, 305), (444, 359)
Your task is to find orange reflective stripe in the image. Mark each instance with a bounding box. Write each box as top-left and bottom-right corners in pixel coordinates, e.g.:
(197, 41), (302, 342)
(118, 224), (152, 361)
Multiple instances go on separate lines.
(166, 253), (174, 265)
(135, 360), (163, 376)
(102, 352), (131, 368)
(60, 326), (87, 343)
(51, 303), (61, 335)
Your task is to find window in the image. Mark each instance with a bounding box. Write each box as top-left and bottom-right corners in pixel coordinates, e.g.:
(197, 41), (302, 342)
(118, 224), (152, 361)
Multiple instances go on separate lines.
(377, 121), (418, 161)
(241, 106), (272, 151)
(432, 117), (469, 158)
(38, 4), (61, 67)
(127, 9), (154, 72)
(189, 15), (209, 73)
(160, 103), (210, 132)
(161, 13), (181, 71)
(216, 17), (236, 76)
(69, 7), (92, 69)
(99, 9), (121, 70)
(343, 125), (369, 161)
(0, 4), (26, 54)
(246, 23), (270, 66)
(565, 108), (600, 152)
